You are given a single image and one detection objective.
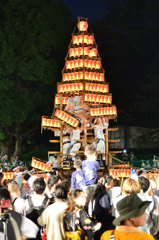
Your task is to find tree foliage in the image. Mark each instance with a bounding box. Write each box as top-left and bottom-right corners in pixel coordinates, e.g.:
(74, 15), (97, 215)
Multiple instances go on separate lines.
(0, 0), (73, 155)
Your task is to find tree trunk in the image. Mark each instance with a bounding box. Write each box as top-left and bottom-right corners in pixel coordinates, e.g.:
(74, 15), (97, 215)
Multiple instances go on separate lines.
(14, 136), (22, 156)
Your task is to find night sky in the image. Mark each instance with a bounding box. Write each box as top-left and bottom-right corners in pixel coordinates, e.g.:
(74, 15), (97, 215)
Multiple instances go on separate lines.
(61, 0), (108, 23)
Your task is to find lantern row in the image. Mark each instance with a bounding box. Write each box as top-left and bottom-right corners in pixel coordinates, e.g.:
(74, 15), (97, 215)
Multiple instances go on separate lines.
(57, 82), (108, 94)
(63, 72), (104, 82)
(72, 34), (94, 46)
(55, 96), (67, 106)
(42, 116), (61, 128)
(65, 59), (101, 70)
(85, 94), (112, 104)
(69, 47), (97, 58)
(90, 106), (117, 117)
(54, 109), (80, 128)
(31, 158), (48, 171)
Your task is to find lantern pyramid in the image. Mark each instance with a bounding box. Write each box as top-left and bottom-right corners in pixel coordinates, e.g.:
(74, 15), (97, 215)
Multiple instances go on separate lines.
(42, 17), (119, 167)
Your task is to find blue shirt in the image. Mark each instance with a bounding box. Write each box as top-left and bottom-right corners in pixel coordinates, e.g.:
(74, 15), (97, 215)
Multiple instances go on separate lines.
(82, 160), (100, 186)
(71, 170), (83, 190)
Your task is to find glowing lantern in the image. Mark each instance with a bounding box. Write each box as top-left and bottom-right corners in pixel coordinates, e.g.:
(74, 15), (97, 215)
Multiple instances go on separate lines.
(69, 48), (74, 58)
(74, 48), (79, 57)
(78, 21), (88, 31)
(65, 61), (70, 70)
(96, 61), (101, 69)
(89, 35), (94, 45)
(78, 35), (83, 45)
(78, 59), (83, 68)
(88, 60), (92, 68)
(92, 60), (96, 69)
(84, 47), (89, 56)
(84, 35), (88, 44)
(78, 47), (83, 56)
(73, 35), (78, 45)
(91, 48), (97, 58)
(84, 59), (89, 68)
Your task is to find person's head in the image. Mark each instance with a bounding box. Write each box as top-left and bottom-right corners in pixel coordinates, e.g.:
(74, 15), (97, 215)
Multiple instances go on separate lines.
(54, 182), (69, 202)
(8, 181), (20, 197)
(62, 180), (71, 193)
(93, 175), (114, 199)
(32, 177), (46, 195)
(13, 166), (20, 173)
(84, 142), (97, 160)
(138, 176), (150, 193)
(47, 175), (61, 191)
(24, 173), (31, 181)
(0, 173), (4, 186)
(122, 178), (141, 196)
(74, 157), (82, 170)
(65, 189), (86, 212)
(113, 193), (151, 227)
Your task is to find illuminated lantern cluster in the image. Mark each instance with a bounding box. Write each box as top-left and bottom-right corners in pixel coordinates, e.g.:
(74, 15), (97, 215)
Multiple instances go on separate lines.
(90, 106), (117, 116)
(55, 96), (67, 106)
(54, 109), (80, 128)
(85, 72), (104, 82)
(63, 72), (83, 82)
(73, 34), (94, 45)
(85, 82), (108, 93)
(109, 168), (132, 178)
(31, 158), (48, 171)
(3, 172), (14, 180)
(69, 47), (97, 58)
(65, 59), (101, 70)
(42, 117), (60, 128)
(58, 82), (83, 93)
(85, 94), (112, 104)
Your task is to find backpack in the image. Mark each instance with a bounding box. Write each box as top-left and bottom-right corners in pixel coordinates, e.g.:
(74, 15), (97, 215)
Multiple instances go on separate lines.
(26, 196), (48, 226)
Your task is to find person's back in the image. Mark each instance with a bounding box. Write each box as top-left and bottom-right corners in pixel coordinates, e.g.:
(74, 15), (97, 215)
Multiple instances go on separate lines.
(71, 157), (83, 190)
(37, 183), (69, 240)
(8, 180), (26, 216)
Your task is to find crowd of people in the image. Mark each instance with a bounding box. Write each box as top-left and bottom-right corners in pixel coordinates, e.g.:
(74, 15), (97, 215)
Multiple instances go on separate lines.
(0, 142), (159, 240)
(0, 155), (27, 171)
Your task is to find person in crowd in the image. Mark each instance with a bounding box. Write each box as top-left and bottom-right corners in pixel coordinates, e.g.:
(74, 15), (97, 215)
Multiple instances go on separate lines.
(92, 117), (109, 167)
(26, 177), (49, 240)
(101, 193), (154, 240)
(112, 178), (141, 218)
(64, 189), (101, 240)
(145, 161), (152, 169)
(154, 175), (159, 198)
(25, 177), (48, 212)
(45, 175), (62, 198)
(37, 182), (69, 240)
(93, 175), (115, 239)
(129, 151), (137, 161)
(13, 166), (27, 190)
(138, 176), (159, 236)
(149, 177), (157, 195)
(71, 157), (83, 190)
(8, 180), (26, 216)
(82, 142), (100, 213)
(0, 172), (4, 187)
(0, 188), (39, 240)
(22, 175), (38, 199)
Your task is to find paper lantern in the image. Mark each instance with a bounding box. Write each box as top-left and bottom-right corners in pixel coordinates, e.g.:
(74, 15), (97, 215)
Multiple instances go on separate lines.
(73, 35), (78, 45)
(78, 21), (88, 31)
(78, 35), (83, 45)
(88, 35), (94, 45)
(69, 48), (75, 58)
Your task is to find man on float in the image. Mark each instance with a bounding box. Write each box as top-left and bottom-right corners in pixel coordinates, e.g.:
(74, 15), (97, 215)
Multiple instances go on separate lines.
(69, 124), (82, 161)
(54, 125), (71, 160)
(93, 116), (109, 167)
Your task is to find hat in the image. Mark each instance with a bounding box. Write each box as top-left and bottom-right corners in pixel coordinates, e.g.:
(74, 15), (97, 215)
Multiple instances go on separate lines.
(113, 193), (151, 226)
